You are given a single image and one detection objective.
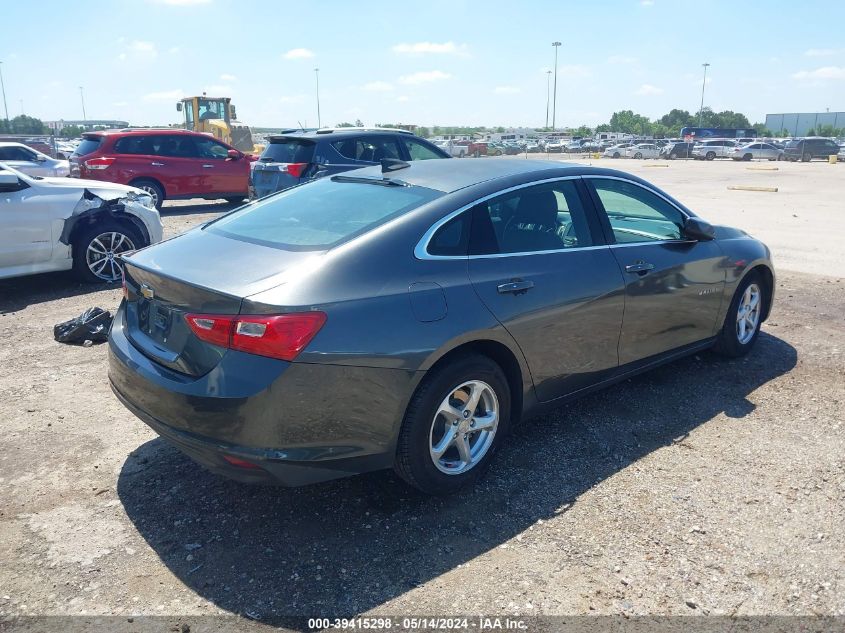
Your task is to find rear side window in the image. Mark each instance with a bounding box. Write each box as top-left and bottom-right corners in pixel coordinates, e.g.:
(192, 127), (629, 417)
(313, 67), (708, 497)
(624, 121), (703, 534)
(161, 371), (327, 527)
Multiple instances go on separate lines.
(0, 146), (36, 161)
(261, 139), (315, 163)
(468, 180), (594, 255)
(208, 177), (442, 251)
(73, 137), (103, 156)
(331, 136), (402, 162)
(428, 213), (470, 256)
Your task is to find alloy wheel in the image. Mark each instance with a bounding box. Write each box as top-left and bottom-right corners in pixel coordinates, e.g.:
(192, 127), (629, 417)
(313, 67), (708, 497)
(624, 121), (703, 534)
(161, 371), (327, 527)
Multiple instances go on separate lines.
(736, 282), (761, 345)
(138, 184), (159, 207)
(86, 231), (136, 282)
(429, 380), (499, 475)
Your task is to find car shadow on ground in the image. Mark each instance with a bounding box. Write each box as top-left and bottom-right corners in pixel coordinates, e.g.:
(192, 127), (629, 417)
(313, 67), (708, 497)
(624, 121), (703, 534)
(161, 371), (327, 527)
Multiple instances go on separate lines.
(0, 272), (119, 314)
(159, 200), (243, 217)
(117, 332), (796, 625)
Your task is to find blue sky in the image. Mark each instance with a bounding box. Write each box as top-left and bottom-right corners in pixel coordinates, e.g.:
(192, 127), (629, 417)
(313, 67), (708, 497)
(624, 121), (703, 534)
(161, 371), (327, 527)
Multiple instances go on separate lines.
(2, 0), (843, 128)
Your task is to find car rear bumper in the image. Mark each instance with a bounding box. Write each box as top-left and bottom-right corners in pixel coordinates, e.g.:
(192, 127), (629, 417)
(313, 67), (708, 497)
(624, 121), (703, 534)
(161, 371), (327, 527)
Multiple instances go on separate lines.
(108, 303), (417, 486)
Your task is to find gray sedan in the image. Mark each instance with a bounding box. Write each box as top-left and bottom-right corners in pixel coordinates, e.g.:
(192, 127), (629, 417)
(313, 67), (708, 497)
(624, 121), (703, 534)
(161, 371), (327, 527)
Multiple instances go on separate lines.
(109, 159), (775, 495)
(730, 142), (784, 161)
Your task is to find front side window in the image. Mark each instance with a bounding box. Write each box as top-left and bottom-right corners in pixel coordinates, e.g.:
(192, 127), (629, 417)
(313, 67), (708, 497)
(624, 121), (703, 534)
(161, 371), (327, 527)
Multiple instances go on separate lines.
(404, 137), (446, 160)
(468, 180), (593, 255)
(591, 178), (685, 243)
(208, 177), (442, 251)
(194, 137), (230, 159)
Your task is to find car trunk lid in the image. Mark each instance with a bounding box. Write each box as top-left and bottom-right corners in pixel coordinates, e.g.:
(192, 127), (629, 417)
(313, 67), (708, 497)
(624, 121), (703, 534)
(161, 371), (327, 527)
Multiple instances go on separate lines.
(122, 228), (326, 376)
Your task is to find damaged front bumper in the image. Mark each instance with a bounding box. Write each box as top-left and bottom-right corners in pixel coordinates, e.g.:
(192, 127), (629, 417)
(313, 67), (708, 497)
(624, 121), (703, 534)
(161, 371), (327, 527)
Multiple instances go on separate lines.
(59, 188), (164, 247)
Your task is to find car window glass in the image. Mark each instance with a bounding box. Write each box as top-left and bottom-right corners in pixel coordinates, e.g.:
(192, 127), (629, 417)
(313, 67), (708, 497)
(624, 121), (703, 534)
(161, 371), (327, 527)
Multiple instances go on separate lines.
(155, 135), (197, 158)
(115, 135), (166, 156)
(0, 146), (35, 161)
(468, 180), (593, 255)
(405, 138), (444, 160)
(332, 136), (402, 162)
(194, 138), (229, 159)
(428, 212), (470, 256)
(591, 178), (685, 243)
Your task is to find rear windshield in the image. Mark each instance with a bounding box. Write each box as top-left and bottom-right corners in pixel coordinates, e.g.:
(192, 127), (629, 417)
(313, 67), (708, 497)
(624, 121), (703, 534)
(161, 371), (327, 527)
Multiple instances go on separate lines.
(260, 138), (315, 163)
(785, 141), (800, 148)
(73, 137), (103, 156)
(207, 177), (442, 251)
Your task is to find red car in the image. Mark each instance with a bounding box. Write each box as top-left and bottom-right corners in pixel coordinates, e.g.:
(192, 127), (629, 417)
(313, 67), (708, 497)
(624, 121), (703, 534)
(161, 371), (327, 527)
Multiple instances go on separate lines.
(69, 129), (255, 208)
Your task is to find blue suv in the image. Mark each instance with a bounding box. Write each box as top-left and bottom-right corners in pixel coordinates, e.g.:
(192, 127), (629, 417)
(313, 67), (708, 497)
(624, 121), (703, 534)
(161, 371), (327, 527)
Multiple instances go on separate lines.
(249, 128), (449, 198)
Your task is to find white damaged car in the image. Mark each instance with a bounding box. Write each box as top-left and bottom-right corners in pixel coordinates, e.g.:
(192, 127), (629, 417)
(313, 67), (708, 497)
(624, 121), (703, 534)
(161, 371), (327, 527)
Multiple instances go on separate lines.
(0, 162), (163, 283)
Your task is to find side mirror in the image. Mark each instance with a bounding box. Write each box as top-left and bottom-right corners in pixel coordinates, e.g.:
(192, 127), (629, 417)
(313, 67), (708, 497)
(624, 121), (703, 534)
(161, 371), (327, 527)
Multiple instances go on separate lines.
(176, 102), (183, 112)
(35, 155), (48, 162)
(683, 216), (716, 241)
(227, 149), (241, 160)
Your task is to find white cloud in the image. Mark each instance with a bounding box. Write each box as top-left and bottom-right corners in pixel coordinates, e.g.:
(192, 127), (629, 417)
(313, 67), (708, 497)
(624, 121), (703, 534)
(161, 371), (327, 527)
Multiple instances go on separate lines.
(392, 41), (468, 56)
(150, 0), (212, 5)
(283, 48), (314, 60)
(220, 73), (237, 81)
(204, 84), (231, 95)
(494, 86), (521, 94)
(362, 81), (394, 92)
(398, 70), (452, 85)
(608, 55), (637, 64)
(804, 48), (838, 57)
(143, 89), (183, 101)
(117, 40), (157, 62)
(792, 66), (845, 80)
(635, 83), (664, 95)
(641, 0), (654, 6)
(168, 46), (181, 54)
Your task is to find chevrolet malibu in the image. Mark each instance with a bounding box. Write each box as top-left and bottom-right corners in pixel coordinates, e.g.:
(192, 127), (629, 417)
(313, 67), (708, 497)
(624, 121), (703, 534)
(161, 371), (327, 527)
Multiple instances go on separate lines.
(109, 159), (774, 495)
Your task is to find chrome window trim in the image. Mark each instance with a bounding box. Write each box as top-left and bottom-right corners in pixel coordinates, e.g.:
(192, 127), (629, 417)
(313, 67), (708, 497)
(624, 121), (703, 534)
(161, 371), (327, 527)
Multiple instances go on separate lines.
(414, 175), (594, 261)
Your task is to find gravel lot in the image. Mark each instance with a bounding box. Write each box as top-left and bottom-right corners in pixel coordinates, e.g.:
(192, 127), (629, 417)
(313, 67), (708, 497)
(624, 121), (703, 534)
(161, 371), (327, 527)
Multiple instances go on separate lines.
(0, 159), (843, 626)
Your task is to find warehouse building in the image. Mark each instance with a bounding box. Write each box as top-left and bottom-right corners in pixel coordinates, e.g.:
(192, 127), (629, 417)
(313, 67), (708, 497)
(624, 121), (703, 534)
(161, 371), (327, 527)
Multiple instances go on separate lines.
(765, 112), (844, 136)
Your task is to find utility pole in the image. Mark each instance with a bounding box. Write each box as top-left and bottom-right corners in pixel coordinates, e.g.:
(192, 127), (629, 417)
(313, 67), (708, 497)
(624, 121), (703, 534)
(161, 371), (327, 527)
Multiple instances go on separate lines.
(314, 68), (321, 128)
(698, 63), (710, 128)
(545, 70), (552, 129)
(551, 42), (561, 130)
(0, 61), (9, 125)
(79, 86), (87, 122)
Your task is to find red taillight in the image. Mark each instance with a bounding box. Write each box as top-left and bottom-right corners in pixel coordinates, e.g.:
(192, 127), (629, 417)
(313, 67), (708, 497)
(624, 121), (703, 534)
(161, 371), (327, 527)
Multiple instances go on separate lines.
(84, 157), (115, 170)
(184, 312), (326, 361)
(284, 162), (308, 178)
(222, 455), (262, 469)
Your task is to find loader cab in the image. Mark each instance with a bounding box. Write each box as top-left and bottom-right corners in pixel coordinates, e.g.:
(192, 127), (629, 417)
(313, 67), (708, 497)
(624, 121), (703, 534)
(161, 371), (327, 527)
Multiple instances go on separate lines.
(177, 96), (232, 130)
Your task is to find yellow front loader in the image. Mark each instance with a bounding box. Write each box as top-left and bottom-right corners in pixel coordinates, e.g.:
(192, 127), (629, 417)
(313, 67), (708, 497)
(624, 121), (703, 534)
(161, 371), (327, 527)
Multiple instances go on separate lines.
(176, 94), (263, 154)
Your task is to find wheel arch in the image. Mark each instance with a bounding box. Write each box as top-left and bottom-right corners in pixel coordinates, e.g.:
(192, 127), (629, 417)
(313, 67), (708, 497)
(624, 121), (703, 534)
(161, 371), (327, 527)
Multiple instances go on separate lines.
(746, 263), (775, 322)
(420, 338), (531, 426)
(62, 207), (151, 249)
(128, 177), (166, 198)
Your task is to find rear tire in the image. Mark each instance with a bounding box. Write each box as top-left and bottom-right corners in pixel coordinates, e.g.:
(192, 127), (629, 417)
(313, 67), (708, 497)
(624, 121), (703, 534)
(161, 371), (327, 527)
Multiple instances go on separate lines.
(713, 272), (766, 357)
(802, 152), (812, 162)
(130, 179), (164, 210)
(744, 153), (753, 161)
(394, 354), (511, 495)
(613, 152), (620, 158)
(72, 220), (143, 284)
(634, 152), (643, 159)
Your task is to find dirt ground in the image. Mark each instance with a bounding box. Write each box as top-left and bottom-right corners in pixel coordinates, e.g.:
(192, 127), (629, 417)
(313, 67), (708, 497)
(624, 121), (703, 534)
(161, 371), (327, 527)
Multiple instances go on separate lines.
(0, 159), (843, 627)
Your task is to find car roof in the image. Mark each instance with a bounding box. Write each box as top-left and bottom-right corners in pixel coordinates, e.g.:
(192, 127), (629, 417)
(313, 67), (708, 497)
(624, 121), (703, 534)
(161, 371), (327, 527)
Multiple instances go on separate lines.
(0, 142), (30, 147)
(343, 158), (657, 194)
(268, 128), (415, 142)
(83, 128), (201, 138)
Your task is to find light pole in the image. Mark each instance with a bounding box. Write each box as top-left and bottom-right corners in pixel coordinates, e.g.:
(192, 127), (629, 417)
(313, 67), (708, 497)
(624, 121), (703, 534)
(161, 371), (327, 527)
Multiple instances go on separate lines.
(551, 42), (561, 130)
(697, 63), (710, 128)
(545, 70), (552, 129)
(79, 86), (87, 122)
(314, 68), (321, 128)
(0, 61), (9, 125)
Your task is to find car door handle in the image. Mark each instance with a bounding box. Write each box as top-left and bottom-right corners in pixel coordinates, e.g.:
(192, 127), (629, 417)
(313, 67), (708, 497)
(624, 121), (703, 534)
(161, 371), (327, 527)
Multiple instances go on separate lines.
(625, 261), (655, 274)
(497, 280), (534, 294)
(151, 162), (164, 166)
(202, 164), (214, 168)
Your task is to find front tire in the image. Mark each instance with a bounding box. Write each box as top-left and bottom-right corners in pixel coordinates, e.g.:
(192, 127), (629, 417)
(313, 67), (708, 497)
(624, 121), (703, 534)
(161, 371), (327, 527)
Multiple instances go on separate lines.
(634, 152), (643, 159)
(72, 221), (143, 284)
(394, 355), (511, 495)
(802, 152), (812, 162)
(706, 151), (716, 161)
(713, 272), (766, 357)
